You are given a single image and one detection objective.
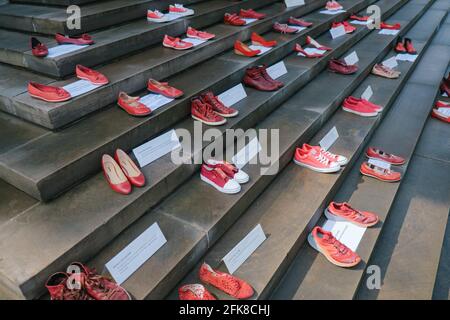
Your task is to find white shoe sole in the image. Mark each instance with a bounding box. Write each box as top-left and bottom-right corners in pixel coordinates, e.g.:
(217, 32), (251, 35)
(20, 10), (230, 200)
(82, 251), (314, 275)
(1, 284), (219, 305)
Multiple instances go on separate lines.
(234, 175), (249, 184)
(191, 115), (226, 126)
(162, 42), (192, 50)
(200, 175), (241, 194)
(293, 159), (341, 173)
(147, 18), (170, 23)
(307, 233), (359, 268)
(342, 107), (379, 117)
(170, 11), (194, 17)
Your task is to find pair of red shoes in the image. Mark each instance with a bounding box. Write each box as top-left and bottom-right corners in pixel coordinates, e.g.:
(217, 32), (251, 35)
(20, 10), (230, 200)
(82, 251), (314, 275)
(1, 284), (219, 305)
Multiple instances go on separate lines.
(200, 159), (249, 194)
(102, 149), (145, 195)
(431, 100), (450, 123)
(224, 8), (266, 26)
(46, 262), (130, 300)
(243, 65), (284, 91)
(395, 37), (416, 54)
(191, 91), (238, 126)
(328, 58), (358, 74)
(179, 263), (254, 300)
(360, 146), (404, 182)
(342, 96), (382, 117)
(331, 21), (357, 33)
(293, 143), (347, 173)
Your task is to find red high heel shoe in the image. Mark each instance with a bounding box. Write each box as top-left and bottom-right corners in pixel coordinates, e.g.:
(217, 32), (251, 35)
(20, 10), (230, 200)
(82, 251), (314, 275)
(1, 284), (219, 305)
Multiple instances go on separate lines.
(234, 40), (260, 57)
(114, 149), (146, 187)
(102, 154), (132, 195)
(250, 32), (277, 47)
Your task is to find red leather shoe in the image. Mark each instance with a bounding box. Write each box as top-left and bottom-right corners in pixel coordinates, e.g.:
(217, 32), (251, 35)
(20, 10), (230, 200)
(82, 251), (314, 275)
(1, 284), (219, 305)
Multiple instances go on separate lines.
(328, 59), (358, 74)
(404, 38), (417, 54)
(199, 263), (254, 299)
(251, 32), (277, 47)
(191, 97), (226, 126)
(306, 36), (332, 51)
(55, 33), (94, 45)
(28, 82), (71, 102)
(360, 161), (401, 182)
(273, 22), (297, 34)
(75, 64), (109, 85)
(380, 22), (401, 30)
(395, 37), (407, 53)
(114, 149), (145, 187)
(346, 96), (382, 112)
(102, 154), (132, 195)
(288, 16), (313, 27)
(224, 13), (245, 26)
(234, 40), (260, 57)
(295, 43), (325, 58)
(366, 147), (405, 165)
(260, 64), (284, 88)
(179, 284), (216, 300)
(243, 66), (279, 91)
(163, 35), (193, 50)
(200, 91), (238, 117)
(325, 202), (379, 227)
(31, 37), (48, 57)
(117, 92), (151, 117)
(147, 79), (183, 98)
(239, 8), (266, 20)
(46, 272), (93, 300)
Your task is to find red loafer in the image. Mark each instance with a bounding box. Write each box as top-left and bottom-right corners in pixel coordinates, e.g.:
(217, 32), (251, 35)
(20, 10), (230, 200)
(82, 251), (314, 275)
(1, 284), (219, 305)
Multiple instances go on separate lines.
(102, 154), (132, 195)
(31, 37), (48, 57)
(251, 32), (277, 47)
(75, 64), (109, 85)
(117, 92), (152, 116)
(114, 149), (145, 187)
(55, 33), (94, 45)
(147, 79), (183, 98)
(234, 40), (260, 57)
(28, 82), (71, 102)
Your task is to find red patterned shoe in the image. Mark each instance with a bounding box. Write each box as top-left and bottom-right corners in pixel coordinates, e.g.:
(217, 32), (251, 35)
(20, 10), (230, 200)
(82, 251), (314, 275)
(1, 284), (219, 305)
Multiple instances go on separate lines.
(365, 147), (405, 165)
(76, 64), (109, 85)
(224, 13), (246, 26)
(360, 161), (401, 182)
(301, 143), (348, 166)
(325, 202), (379, 227)
(179, 284), (216, 300)
(200, 165), (241, 194)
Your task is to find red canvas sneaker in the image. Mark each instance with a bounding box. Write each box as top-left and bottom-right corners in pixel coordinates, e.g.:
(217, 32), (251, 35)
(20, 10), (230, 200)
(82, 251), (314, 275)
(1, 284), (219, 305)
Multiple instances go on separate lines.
(114, 149), (145, 187)
(117, 92), (152, 116)
(28, 82), (71, 102)
(295, 43), (325, 58)
(46, 272), (93, 300)
(380, 22), (401, 30)
(224, 13), (246, 26)
(191, 97), (226, 125)
(260, 65), (284, 88)
(326, 0), (343, 11)
(273, 22), (297, 34)
(301, 143), (348, 166)
(31, 37), (48, 57)
(102, 154), (132, 195)
(293, 147), (341, 173)
(147, 9), (169, 23)
(288, 16), (313, 27)
(346, 96), (382, 112)
(251, 32), (277, 47)
(243, 66), (279, 91)
(234, 40), (260, 57)
(366, 147), (405, 165)
(360, 161), (401, 182)
(308, 226), (361, 267)
(395, 37), (407, 53)
(328, 59), (358, 74)
(200, 91), (238, 117)
(179, 284), (216, 300)
(306, 35), (332, 51)
(169, 4), (194, 16)
(200, 165), (241, 194)
(75, 64), (109, 85)
(163, 35), (193, 50)
(199, 263), (254, 299)
(404, 38), (417, 54)
(204, 159), (249, 183)
(239, 8), (266, 20)
(147, 79), (183, 98)
(55, 33), (94, 45)
(186, 26), (215, 40)
(325, 202), (379, 227)
(342, 98), (379, 117)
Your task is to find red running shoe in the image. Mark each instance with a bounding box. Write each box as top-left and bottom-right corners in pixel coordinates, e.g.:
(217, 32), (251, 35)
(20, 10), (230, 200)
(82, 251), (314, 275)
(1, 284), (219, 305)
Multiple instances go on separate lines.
(75, 64), (109, 85)
(295, 43), (325, 58)
(147, 79), (183, 98)
(114, 149), (145, 187)
(30, 37), (48, 57)
(288, 16), (313, 27)
(224, 13), (246, 26)
(102, 154), (132, 195)
(293, 147), (341, 173)
(191, 97), (226, 125)
(186, 26), (215, 40)
(273, 22), (297, 34)
(179, 284), (216, 300)
(200, 165), (241, 193)
(380, 22), (401, 30)
(234, 40), (260, 57)
(366, 147), (405, 165)
(55, 33), (94, 45)
(199, 263), (254, 299)
(251, 32), (277, 47)
(308, 226), (361, 268)
(28, 82), (71, 102)
(404, 38), (417, 54)
(239, 8), (266, 20)
(117, 92), (152, 116)
(163, 35), (193, 50)
(346, 96), (382, 112)
(306, 35), (332, 51)
(360, 161), (401, 182)
(325, 202), (379, 227)
(342, 98), (379, 117)
(200, 91), (238, 117)
(395, 37), (407, 53)
(204, 159), (249, 183)
(46, 272), (93, 300)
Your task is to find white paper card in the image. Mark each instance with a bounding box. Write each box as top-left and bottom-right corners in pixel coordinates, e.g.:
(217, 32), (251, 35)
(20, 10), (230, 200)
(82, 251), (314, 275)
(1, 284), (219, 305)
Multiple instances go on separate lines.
(139, 93), (174, 111)
(378, 29), (399, 36)
(217, 83), (247, 107)
(330, 25), (346, 39)
(297, 47), (327, 57)
(266, 61), (288, 79)
(368, 158), (391, 170)
(242, 18), (258, 25)
(344, 51), (359, 65)
(396, 53), (417, 62)
(133, 129), (180, 167)
(361, 85), (373, 101)
(232, 137), (262, 169)
(182, 37), (207, 46)
(319, 126), (339, 151)
(162, 12), (185, 21)
(322, 220), (366, 251)
(442, 92), (448, 97)
(222, 224), (267, 274)
(320, 9), (346, 15)
(248, 44), (272, 56)
(382, 56), (398, 69)
(350, 20), (369, 25)
(46, 44), (88, 58)
(63, 80), (101, 97)
(288, 25), (307, 33)
(285, 0), (305, 7)
(105, 223), (167, 284)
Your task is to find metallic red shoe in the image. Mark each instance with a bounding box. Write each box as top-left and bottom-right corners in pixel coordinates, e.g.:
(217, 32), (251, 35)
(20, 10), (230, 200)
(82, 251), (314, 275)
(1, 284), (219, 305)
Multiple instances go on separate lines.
(239, 8), (266, 20)
(325, 202), (379, 227)
(117, 92), (152, 116)
(31, 37), (48, 57)
(28, 82), (71, 102)
(102, 154), (132, 195)
(243, 66), (279, 91)
(328, 59), (358, 74)
(46, 272), (93, 300)
(200, 91), (238, 117)
(394, 37), (407, 53)
(365, 147), (405, 165)
(75, 64), (109, 85)
(147, 79), (183, 98)
(288, 16), (313, 27)
(404, 38), (417, 54)
(251, 32), (277, 47)
(234, 40), (260, 57)
(114, 149), (145, 187)
(191, 97), (226, 126)
(360, 161), (401, 182)
(55, 33), (94, 45)
(179, 284), (216, 300)
(306, 35), (332, 51)
(273, 22), (297, 34)
(224, 13), (246, 26)
(199, 263), (254, 299)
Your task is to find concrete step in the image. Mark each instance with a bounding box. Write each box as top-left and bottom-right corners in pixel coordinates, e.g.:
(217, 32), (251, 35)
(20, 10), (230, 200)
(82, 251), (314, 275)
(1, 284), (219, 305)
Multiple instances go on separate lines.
(271, 8), (449, 299)
(0, 0), (408, 300)
(0, 0), (279, 77)
(0, 0), (380, 201)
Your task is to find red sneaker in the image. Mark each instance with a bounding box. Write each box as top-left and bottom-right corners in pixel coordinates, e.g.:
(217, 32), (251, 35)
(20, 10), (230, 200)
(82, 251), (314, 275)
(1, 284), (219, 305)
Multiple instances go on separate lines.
(199, 263), (254, 299)
(114, 149), (145, 187)
(380, 22), (401, 30)
(31, 37), (48, 57)
(169, 4), (194, 16)
(243, 66), (279, 91)
(306, 35), (332, 51)
(326, 1), (343, 11)
(239, 8), (266, 20)
(204, 159), (249, 183)
(163, 35), (193, 50)
(186, 26), (215, 40)
(342, 98), (379, 117)
(294, 43), (325, 58)
(328, 59), (358, 74)
(404, 38), (417, 54)
(147, 9), (169, 23)
(200, 165), (241, 193)
(179, 284), (216, 300)
(224, 13), (246, 26)
(117, 92), (152, 117)
(102, 154), (132, 195)
(234, 40), (260, 57)
(360, 161), (401, 182)
(75, 64), (109, 85)
(147, 79), (183, 98)
(325, 202), (379, 227)
(273, 22), (297, 34)
(288, 16), (313, 27)
(28, 82), (71, 102)
(251, 32), (277, 47)
(366, 147), (405, 165)
(200, 91), (238, 117)
(346, 96), (382, 112)
(301, 143), (348, 166)
(395, 37), (407, 53)
(191, 97), (226, 126)
(293, 147), (341, 173)
(55, 33), (94, 45)
(46, 272), (93, 300)
(308, 226), (361, 268)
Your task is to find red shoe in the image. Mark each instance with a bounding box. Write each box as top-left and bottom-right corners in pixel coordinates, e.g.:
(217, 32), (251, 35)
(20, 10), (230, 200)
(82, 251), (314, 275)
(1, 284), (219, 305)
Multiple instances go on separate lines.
(169, 4), (194, 16)
(46, 272), (93, 300)
(224, 13), (246, 26)
(147, 79), (183, 98)
(251, 32), (277, 47)
(55, 33), (94, 45)
(273, 22), (297, 34)
(31, 37), (48, 57)
(293, 147), (341, 173)
(200, 165), (241, 193)
(360, 161), (401, 182)
(404, 38), (417, 54)
(301, 143), (348, 166)
(295, 44), (325, 58)
(28, 82), (71, 102)
(191, 97), (226, 126)
(306, 36), (332, 51)
(342, 98), (379, 117)
(366, 147), (405, 165)
(163, 35), (193, 50)
(260, 64), (284, 88)
(147, 9), (169, 23)
(325, 202), (379, 227)
(200, 91), (238, 117)
(102, 154), (132, 195)
(179, 284), (216, 300)
(331, 21), (356, 33)
(431, 105), (450, 123)
(199, 263), (254, 299)
(394, 37), (407, 53)
(117, 92), (152, 116)
(350, 14), (369, 21)
(328, 59), (358, 74)
(326, 0), (343, 11)
(380, 22), (401, 30)
(239, 8), (266, 20)
(75, 64), (109, 85)
(308, 226), (361, 268)
(288, 16), (313, 27)
(204, 159), (249, 183)
(114, 149), (145, 187)
(346, 96), (382, 112)
(186, 26), (215, 40)
(234, 40), (260, 57)
(440, 79), (450, 96)
(243, 66), (279, 91)
(435, 100), (450, 108)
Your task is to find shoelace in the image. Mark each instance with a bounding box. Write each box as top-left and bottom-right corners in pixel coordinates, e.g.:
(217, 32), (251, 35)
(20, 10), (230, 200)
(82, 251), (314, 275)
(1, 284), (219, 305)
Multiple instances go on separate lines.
(205, 93), (226, 111)
(323, 234), (348, 254)
(201, 103), (219, 119)
(315, 152), (330, 165)
(320, 148), (338, 160)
